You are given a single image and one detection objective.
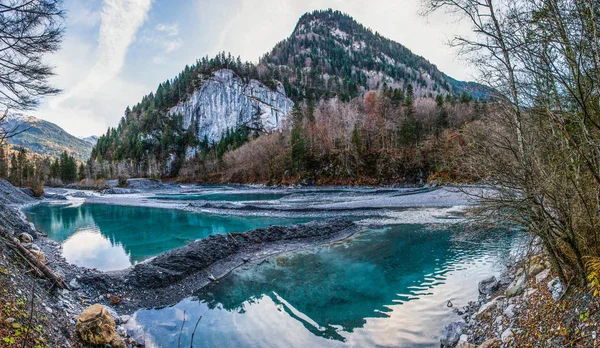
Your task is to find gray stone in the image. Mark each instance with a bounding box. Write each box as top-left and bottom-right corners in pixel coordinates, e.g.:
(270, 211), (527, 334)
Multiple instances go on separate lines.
(536, 269), (550, 283)
(548, 277), (563, 301)
(69, 278), (81, 290)
(501, 328), (513, 342)
(440, 321), (466, 347)
(504, 304), (516, 318)
(506, 274), (526, 297)
(528, 263), (545, 277)
(478, 276), (499, 295)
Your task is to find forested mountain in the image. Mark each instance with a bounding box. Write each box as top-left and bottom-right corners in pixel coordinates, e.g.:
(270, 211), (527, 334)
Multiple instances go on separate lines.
(3, 114), (94, 162)
(261, 9), (486, 101)
(89, 9), (486, 180)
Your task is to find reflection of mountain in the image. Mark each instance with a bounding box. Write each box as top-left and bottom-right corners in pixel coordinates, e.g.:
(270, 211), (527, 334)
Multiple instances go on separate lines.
(191, 226), (514, 341)
(25, 203), (312, 263)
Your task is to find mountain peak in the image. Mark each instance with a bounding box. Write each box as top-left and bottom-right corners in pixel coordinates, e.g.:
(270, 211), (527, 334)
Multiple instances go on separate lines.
(262, 9), (473, 99)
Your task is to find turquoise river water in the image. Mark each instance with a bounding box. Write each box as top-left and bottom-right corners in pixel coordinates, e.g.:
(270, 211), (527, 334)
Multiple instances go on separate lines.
(24, 187), (519, 347)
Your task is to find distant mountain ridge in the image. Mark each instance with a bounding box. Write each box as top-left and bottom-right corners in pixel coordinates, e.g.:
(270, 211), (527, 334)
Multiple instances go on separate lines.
(2, 114), (93, 161)
(79, 135), (98, 145)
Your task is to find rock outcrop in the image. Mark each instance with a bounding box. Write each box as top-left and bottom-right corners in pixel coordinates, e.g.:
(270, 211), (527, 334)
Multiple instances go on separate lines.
(169, 69), (293, 157)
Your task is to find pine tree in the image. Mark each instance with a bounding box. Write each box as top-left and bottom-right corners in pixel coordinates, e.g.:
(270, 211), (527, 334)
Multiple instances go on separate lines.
(350, 122), (363, 177)
(0, 146), (8, 178)
(78, 163), (86, 181)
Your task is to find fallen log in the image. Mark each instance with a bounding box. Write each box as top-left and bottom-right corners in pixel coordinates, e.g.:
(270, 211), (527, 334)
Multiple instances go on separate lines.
(0, 228), (69, 289)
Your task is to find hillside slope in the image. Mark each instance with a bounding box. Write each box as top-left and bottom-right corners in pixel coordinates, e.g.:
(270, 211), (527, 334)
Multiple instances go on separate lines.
(260, 9), (486, 100)
(90, 9), (486, 177)
(3, 114), (93, 161)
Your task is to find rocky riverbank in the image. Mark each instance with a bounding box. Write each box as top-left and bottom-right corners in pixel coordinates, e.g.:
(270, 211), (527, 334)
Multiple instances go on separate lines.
(440, 248), (600, 347)
(0, 178), (359, 346)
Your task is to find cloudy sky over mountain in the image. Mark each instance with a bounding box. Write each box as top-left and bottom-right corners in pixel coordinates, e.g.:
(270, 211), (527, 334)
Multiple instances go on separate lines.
(33, 0), (472, 137)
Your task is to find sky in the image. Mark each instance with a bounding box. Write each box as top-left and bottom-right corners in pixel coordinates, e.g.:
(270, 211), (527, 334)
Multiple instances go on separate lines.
(32, 0), (473, 137)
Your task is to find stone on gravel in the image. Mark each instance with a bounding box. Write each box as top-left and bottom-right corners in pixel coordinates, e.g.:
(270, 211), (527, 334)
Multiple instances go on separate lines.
(19, 233), (33, 243)
(476, 296), (504, 319)
(501, 328), (513, 342)
(505, 274), (526, 297)
(440, 321), (466, 347)
(528, 263), (545, 277)
(536, 269), (550, 283)
(504, 304), (516, 318)
(548, 277), (563, 301)
(478, 276), (499, 295)
(69, 278), (81, 290)
(76, 304), (116, 345)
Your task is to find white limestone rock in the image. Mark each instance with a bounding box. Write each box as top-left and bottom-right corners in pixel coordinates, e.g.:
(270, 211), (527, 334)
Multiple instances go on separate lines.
(169, 69), (294, 148)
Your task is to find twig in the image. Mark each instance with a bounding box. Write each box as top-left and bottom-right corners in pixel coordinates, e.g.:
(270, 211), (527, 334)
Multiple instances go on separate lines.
(190, 315), (202, 348)
(228, 233), (239, 245)
(178, 309), (187, 348)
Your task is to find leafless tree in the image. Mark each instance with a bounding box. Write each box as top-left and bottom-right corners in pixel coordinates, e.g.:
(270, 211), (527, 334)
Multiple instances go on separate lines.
(423, 0), (600, 285)
(0, 0), (65, 144)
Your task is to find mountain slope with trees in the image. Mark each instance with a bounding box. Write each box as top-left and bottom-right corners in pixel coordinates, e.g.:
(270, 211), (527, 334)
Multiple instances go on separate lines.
(3, 114), (94, 161)
(89, 9), (486, 182)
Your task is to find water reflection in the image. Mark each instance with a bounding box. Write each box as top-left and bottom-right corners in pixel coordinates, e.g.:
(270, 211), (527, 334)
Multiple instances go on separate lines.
(62, 230), (132, 271)
(25, 203), (314, 271)
(132, 225), (520, 347)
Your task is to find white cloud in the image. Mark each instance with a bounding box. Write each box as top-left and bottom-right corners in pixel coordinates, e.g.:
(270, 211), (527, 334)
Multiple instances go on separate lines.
(143, 22), (183, 65)
(156, 22), (179, 36)
(34, 0), (153, 136)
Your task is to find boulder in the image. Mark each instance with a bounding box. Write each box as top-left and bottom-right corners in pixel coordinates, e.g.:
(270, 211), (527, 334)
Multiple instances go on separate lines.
(505, 274), (526, 297)
(18, 233), (33, 243)
(548, 277), (563, 301)
(440, 321), (466, 347)
(478, 276), (499, 295)
(75, 304), (116, 345)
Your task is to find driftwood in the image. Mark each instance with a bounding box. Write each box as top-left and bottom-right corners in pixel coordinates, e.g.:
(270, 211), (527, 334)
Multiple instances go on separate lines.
(0, 228), (69, 289)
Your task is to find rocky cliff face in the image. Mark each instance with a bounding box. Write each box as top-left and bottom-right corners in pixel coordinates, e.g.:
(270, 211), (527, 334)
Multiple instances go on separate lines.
(169, 69), (293, 150)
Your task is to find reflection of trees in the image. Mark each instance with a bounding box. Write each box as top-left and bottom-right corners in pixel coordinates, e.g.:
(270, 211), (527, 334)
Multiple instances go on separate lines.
(26, 203), (309, 261)
(192, 226), (515, 342)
